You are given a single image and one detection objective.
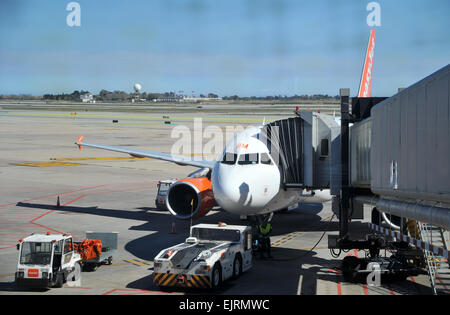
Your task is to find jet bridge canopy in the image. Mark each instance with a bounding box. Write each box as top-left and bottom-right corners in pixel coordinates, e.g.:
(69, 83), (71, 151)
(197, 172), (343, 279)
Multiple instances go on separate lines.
(261, 117), (304, 186)
(260, 112), (340, 190)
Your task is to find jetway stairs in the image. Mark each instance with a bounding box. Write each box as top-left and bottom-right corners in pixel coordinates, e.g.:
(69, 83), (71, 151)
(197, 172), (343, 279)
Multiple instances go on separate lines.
(417, 223), (450, 295)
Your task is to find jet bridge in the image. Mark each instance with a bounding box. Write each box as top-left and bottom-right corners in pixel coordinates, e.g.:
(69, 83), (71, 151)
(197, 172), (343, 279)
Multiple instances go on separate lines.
(260, 112), (340, 190)
(328, 64), (450, 294)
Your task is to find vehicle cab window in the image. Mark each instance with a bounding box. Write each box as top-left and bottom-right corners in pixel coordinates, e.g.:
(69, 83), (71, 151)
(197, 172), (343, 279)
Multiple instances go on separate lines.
(54, 240), (63, 254)
(237, 153), (258, 165)
(63, 238), (73, 254)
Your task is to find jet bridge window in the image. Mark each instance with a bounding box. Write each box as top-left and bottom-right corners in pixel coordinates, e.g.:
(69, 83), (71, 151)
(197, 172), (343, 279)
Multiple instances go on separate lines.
(221, 153), (238, 165)
(238, 153), (259, 165)
(320, 139), (329, 157)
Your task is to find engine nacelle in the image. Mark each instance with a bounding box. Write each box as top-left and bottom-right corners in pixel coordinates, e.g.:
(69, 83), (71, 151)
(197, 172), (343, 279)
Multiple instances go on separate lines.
(166, 177), (215, 220)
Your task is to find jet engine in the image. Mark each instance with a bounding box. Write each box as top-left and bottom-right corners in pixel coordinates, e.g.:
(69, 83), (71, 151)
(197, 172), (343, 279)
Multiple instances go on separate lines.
(166, 177), (215, 220)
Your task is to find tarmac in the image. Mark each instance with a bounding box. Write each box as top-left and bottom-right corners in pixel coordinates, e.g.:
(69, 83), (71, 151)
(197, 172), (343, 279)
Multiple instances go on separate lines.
(0, 108), (434, 295)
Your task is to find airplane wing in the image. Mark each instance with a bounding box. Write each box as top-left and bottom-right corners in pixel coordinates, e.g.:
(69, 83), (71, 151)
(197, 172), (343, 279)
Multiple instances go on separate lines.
(74, 135), (216, 169)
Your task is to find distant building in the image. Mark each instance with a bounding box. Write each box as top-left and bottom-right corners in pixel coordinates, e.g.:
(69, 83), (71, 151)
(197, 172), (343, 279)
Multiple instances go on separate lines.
(80, 93), (95, 103)
(180, 96), (222, 102)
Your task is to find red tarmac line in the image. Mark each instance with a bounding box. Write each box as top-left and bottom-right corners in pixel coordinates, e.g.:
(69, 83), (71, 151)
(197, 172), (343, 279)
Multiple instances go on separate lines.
(363, 284), (369, 295)
(0, 184), (105, 208)
(328, 268), (342, 295)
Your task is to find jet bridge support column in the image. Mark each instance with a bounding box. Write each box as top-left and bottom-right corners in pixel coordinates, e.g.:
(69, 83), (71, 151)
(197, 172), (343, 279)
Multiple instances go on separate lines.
(339, 88), (351, 240)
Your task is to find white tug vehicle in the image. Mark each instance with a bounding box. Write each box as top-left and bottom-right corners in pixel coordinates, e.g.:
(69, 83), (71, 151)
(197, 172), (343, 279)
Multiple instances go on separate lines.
(153, 223), (253, 289)
(15, 233), (82, 288)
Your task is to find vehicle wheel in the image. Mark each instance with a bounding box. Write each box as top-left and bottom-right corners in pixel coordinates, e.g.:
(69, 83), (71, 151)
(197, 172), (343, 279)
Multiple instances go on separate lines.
(107, 256), (113, 265)
(54, 272), (64, 288)
(211, 263), (222, 289)
(72, 262), (81, 281)
(232, 255), (242, 279)
(84, 263), (97, 272)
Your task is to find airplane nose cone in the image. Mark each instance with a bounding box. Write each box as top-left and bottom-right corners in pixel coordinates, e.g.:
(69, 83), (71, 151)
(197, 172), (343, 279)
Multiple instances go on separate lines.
(212, 164), (244, 213)
(212, 163), (279, 215)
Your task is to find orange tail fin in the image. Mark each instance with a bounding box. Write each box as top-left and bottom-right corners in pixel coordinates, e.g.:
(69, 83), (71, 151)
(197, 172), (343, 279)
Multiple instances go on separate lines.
(358, 29), (376, 97)
(76, 134), (84, 150)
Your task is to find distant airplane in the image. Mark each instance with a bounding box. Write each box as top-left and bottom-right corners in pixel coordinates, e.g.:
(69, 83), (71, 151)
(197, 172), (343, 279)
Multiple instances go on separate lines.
(75, 30), (376, 221)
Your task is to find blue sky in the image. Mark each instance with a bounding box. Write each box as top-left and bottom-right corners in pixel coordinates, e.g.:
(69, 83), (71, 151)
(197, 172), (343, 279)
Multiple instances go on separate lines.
(0, 0), (449, 96)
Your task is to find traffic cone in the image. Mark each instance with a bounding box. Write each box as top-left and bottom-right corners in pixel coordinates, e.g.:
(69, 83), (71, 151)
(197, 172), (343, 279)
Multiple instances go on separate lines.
(170, 222), (176, 234)
(56, 196), (60, 208)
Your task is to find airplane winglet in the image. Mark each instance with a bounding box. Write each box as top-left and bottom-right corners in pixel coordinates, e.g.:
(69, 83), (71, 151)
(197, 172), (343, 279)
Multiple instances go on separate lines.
(76, 134), (84, 150)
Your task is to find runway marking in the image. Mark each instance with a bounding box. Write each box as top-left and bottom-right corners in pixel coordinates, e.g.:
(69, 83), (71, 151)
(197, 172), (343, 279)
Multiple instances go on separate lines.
(0, 273), (15, 278)
(124, 259), (150, 267)
(328, 268), (342, 295)
(14, 162), (81, 167)
(0, 184), (105, 208)
(0, 182), (158, 250)
(271, 231), (302, 247)
(28, 195), (87, 235)
(363, 284), (369, 295)
(408, 276), (423, 294)
(0, 188), (99, 250)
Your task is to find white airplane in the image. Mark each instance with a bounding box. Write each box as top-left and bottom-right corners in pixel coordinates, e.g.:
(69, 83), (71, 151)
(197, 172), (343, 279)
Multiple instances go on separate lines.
(75, 127), (332, 220)
(75, 29), (376, 221)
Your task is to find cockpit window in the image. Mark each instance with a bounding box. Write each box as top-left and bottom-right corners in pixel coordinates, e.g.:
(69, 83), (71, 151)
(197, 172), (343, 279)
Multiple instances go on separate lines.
(260, 153), (272, 165)
(221, 152), (238, 165)
(238, 153), (259, 165)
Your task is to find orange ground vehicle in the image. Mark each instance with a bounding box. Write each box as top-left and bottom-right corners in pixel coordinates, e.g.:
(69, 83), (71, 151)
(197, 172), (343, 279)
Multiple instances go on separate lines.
(74, 232), (118, 271)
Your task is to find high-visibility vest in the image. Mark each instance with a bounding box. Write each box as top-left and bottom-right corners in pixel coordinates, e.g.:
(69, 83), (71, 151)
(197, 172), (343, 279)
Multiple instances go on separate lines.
(259, 224), (271, 237)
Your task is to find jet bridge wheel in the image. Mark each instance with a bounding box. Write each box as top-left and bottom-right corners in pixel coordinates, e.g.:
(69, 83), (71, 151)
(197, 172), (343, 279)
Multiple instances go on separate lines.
(341, 256), (365, 283)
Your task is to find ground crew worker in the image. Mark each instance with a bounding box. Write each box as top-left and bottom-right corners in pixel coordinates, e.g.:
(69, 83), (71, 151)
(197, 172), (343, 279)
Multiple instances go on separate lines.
(258, 222), (273, 259)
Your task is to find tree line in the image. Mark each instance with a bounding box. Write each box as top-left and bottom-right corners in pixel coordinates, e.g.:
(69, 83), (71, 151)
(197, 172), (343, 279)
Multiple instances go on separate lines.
(0, 91), (338, 102)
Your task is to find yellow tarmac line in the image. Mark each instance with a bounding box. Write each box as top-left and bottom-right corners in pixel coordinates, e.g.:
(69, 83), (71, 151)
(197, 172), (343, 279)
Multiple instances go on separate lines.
(107, 262), (132, 267)
(14, 162), (81, 167)
(272, 231), (302, 247)
(125, 259), (149, 267)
